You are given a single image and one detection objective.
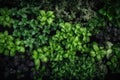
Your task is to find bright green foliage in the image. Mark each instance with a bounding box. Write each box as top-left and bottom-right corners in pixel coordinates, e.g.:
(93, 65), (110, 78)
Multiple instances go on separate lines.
(50, 57), (97, 80)
(0, 2), (120, 79)
(32, 21), (92, 70)
(32, 48), (48, 70)
(37, 10), (55, 25)
(0, 8), (14, 27)
(0, 31), (25, 56)
(11, 7), (56, 51)
(90, 41), (113, 61)
(52, 22), (91, 51)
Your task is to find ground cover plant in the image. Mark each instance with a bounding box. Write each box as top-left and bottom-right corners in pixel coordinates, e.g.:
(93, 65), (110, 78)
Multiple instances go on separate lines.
(0, 0), (120, 80)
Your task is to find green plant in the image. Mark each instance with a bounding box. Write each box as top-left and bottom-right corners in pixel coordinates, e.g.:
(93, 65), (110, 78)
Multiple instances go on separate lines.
(87, 16), (106, 34)
(49, 57), (98, 80)
(0, 2), (120, 80)
(90, 41), (113, 61)
(11, 7), (56, 51)
(0, 8), (14, 27)
(32, 48), (48, 70)
(37, 10), (55, 26)
(53, 22), (91, 51)
(106, 44), (120, 73)
(54, 0), (96, 22)
(98, 0), (120, 27)
(0, 31), (25, 56)
(32, 21), (92, 70)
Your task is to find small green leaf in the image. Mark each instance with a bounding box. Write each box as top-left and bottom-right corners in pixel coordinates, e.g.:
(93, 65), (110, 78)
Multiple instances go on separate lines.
(10, 49), (15, 56)
(42, 56), (48, 62)
(106, 41), (113, 48)
(15, 40), (21, 45)
(33, 50), (38, 59)
(41, 16), (47, 22)
(40, 22), (45, 26)
(19, 47), (25, 52)
(47, 18), (53, 24)
(93, 42), (99, 51)
(107, 14), (113, 21)
(64, 53), (68, 58)
(6, 16), (10, 22)
(65, 22), (71, 27)
(47, 11), (54, 17)
(1, 39), (5, 43)
(4, 31), (8, 35)
(90, 50), (96, 57)
(43, 47), (48, 52)
(37, 48), (42, 53)
(107, 49), (112, 54)
(40, 10), (46, 16)
(97, 55), (101, 60)
(35, 59), (40, 70)
(59, 23), (65, 28)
